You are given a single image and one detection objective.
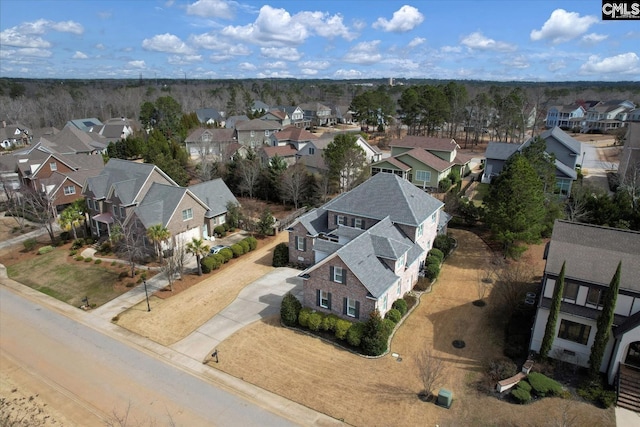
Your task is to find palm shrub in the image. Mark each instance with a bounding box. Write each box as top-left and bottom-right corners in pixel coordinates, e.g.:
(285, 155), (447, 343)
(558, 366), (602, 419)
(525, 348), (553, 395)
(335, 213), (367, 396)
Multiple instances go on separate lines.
(308, 312), (323, 331)
(385, 308), (402, 324)
(298, 307), (312, 328)
(392, 299), (408, 316)
(272, 242), (289, 267)
(280, 292), (302, 327)
(335, 319), (352, 340)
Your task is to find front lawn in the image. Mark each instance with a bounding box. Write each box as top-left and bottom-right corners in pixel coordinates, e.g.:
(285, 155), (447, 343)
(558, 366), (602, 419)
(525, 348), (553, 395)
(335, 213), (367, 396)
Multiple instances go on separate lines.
(472, 182), (490, 205)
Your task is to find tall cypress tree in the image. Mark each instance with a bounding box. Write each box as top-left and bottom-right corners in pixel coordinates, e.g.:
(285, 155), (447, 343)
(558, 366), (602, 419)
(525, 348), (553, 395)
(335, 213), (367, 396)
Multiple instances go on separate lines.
(540, 261), (566, 359)
(588, 262), (622, 378)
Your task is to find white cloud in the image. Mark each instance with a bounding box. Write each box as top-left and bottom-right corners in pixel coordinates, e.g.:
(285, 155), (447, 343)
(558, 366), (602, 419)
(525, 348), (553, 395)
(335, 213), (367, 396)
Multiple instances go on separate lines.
(260, 47), (301, 61)
(582, 33), (608, 44)
(548, 60), (566, 72)
(408, 37), (425, 48)
(461, 32), (516, 52)
(333, 69), (363, 79)
(298, 60), (330, 70)
(264, 61), (287, 69)
(501, 55), (529, 69)
(579, 53), (640, 75)
(72, 51), (88, 59)
(17, 48), (52, 58)
(221, 5), (355, 46)
(186, 0), (234, 19)
(530, 9), (598, 44)
(128, 60), (146, 68)
(373, 5), (424, 33)
(342, 40), (382, 65)
(168, 54), (203, 64)
(0, 29), (50, 48)
(95, 43), (106, 50)
(441, 45), (462, 53)
(142, 33), (195, 54)
(300, 68), (319, 76)
(238, 62), (257, 71)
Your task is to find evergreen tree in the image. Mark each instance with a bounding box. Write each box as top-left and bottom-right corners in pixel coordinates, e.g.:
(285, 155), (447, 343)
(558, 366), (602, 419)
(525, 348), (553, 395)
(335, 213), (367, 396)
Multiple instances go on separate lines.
(540, 261), (565, 359)
(484, 155), (546, 257)
(589, 262), (622, 378)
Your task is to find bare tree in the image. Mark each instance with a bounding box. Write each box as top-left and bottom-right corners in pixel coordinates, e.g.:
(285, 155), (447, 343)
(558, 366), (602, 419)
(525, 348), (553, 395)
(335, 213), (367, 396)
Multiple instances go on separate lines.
(111, 218), (147, 278)
(237, 157), (261, 199)
(280, 163), (308, 209)
(415, 348), (446, 402)
(492, 255), (535, 314)
(20, 186), (58, 244)
(0, 174), (28, 231)
(161, 243), (188, 291)
(619, 160), (640, 211)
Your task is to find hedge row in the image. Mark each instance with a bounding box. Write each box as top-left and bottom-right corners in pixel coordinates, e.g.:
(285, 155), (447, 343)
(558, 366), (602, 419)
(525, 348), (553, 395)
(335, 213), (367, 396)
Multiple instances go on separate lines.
(200, 236), (258, 273)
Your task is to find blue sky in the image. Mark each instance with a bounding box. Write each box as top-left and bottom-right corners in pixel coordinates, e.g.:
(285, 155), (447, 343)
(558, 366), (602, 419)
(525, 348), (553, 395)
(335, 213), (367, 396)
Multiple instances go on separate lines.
(1, 0), (639, 81)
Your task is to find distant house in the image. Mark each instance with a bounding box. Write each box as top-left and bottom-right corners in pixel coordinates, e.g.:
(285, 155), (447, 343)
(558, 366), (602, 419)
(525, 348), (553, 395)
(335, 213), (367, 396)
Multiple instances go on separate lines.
(261, 109), (291, 127)
(91, 117), (137, 143)
(224, 115), (250, 130)
(371, 136), (470, 191)
(299, 102), (333, 127)
(583, 100), (636, 133)
(288, 173), (445, 321)
(234, 119), (282, 149)
(482, 127), (581, 197)
(195, 108), (224, 126)
(66, 117), (103, 133)
(618, 122), (640, 187)
(184, 128), (236, 160)
(272, 106), (309, 129)
(39, 125), (109, 155)
(529, 220), (640, 389)
(545, 105), (586, 130)
(0, 121), (31, 149)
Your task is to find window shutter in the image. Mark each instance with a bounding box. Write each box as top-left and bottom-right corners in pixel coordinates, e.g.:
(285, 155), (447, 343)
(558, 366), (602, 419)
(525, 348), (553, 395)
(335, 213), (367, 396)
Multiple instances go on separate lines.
(330, 266), (334, 281)
(351, 218), (355, 227)
(302, 238), (306, 251)
(334, 215), (338, 225)
(328, 293), (332, 310)
(316, 289), (320, 306)
(355, 301), (360, 319)
(361, 220), (365, 229)
(343, 298), (347, 315)
(342, 270), (347, 285)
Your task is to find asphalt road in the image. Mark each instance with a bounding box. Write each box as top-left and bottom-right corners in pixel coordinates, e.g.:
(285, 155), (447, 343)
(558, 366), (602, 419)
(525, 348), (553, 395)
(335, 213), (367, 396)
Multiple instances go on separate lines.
(0, 285), (299, 427)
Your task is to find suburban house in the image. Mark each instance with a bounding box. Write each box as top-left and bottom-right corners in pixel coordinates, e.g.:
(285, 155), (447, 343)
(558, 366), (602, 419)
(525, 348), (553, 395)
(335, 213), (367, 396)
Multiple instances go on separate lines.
(260, 109), (291, 127)
(545, 105), (586, 130)
(288, 172), (445, 321)
(234, 119), (282, 149)
(91, 117), (137, 143)
(38, 125), (109, 155)
(583, 100), (636, 133)
(299, 102), (333, 128)
(271, 106), (309, 129)
(371, 136), (470, 191)
(224, 115), (250, 130)
(482, 127), (581, 197)
(529, 220), (640, 398)
(618, 123), (640, 186)
(195, 108), (224, 126)
(185, 128), (236, 161)
(65, 117), (103, 133)
(0, 145), (104, 212)
(0, 121), (31, 149)
(83, 159), (237, 248)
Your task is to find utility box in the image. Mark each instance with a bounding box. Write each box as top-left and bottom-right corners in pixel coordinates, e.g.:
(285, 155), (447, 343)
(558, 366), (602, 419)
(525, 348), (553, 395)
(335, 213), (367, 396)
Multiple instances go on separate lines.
(436, 388), (453, 409)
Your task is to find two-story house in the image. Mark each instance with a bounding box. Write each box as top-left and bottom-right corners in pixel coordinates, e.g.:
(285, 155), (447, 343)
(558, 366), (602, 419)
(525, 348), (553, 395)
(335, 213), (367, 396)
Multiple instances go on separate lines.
(234, 119), (282, 149)
(0, 121), (31, 149)
(529, 220), (640, 388)
(299, 102), (333, 128)
(272, 106), (309, 129)
(583, 100), (636, 133)
(288, 172), (444, 321)
(185, 128), (236, 160)
(545, 105), (586, 130)
(371, 136), (470, 191)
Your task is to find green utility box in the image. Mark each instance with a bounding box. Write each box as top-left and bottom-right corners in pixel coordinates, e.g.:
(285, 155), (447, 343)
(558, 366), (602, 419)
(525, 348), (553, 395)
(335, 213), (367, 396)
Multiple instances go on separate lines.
(436, 388), (453, 409)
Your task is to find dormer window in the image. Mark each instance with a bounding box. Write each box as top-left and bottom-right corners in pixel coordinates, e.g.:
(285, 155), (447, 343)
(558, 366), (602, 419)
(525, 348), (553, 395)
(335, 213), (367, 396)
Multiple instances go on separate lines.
(50, 162), (57, 171)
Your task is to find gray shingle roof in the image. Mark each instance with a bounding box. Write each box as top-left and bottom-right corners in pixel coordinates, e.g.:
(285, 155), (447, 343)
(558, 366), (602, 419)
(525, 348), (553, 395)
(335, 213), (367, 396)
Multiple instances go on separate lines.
(485, 142), (521, 161)
(537, 127), (582, 155)
(545, 220), (640, 292)
(295, 207), (331, 235)
(134, 183), (188, 228)
(188, 178), (239, 217)
(325, 172), (443, 226)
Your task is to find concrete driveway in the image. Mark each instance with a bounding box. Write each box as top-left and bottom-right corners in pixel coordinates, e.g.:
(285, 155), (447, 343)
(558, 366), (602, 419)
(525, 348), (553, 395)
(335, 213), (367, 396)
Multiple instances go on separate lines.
(170, 267), (303, 361)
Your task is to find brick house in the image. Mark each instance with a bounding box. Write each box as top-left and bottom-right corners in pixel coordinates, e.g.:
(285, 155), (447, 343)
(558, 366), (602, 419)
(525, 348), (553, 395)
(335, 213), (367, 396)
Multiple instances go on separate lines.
(288, 172), (445, 320)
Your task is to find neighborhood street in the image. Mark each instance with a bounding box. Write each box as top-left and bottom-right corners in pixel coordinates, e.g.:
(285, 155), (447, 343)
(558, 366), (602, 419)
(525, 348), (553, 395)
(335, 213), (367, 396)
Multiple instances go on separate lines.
(0, 284), (301, 427)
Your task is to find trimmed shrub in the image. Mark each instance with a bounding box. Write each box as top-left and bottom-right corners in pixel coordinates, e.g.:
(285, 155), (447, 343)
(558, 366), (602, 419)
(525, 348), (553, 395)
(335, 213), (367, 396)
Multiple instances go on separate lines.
(433, 234), (453, 256)
(298, 308), (312, 328)
(219, 248), (233, 262)
(98, 241), (112, 254)
(272, 242), (289, 267)
(238, 239), (250, 254)
(94, 259), (102, 264)
(403, 293), (417, 310)
(69, 249), (78, 256)
(577, 380), (617, 408)
(308, 312), (323, 331)
(335, 319), (352, 340)
(118, 271), (129, 279)
(527, 372), (562, 397)
(75, 256), (84, 261)
(381, 318), (396, 337)
(84, 257), (93, 262)
(38, 245), (54, 255)
(425, 255), (441, 267)
(599, 390), (617, 408)
(321, 314), (339, 332)
(201, 255), (222, 273)
(211, 253), (226, 268)
(424, 263), (440, 280)
(414, 277), (431, 292)
(385, 308), (402, 324)
(244, 236), (258, 251)
(230, 243), (244, 258)
(60, 231), (71, 241)
(23, 238), (37, 251)
(512, 384), (532, 404)
(280, 292), (302, 326)
(214, 225), (226, 237)
(346, 322), (365, 347)
(361, 311), (388, 356)
(392, 299), (408, 317)
(428, 248), (444, 261)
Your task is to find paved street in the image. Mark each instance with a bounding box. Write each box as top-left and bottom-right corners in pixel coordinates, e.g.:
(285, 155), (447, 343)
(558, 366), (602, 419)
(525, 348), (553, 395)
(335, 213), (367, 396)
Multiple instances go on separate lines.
(0, 284), (305, 426)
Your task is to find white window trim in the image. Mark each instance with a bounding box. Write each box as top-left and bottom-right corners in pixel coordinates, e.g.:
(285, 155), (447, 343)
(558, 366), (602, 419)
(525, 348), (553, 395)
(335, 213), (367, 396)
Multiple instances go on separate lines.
(337, 215), (346, 226)
(50, 162), (57, 171)
(346, 298), (357, 317)
(333, 266), (343, 283)
(182, 208), (193, 221)
(320, 290), (330, 308)
(354, 218), (363, 229)
(296, 236), (305, 251)
(63, 185), (75, 195)
(416, 169), (430, 182)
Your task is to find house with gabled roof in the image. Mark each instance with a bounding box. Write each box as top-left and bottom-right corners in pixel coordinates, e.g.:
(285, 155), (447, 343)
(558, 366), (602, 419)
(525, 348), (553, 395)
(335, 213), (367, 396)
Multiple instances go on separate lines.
(0, 121), (31, 149)
(289, 172), (444, 320)
(91, 117), (137, 143)
(371, 136), (470, 191)
(184, 128), (236, 160)
(529, 220), (640, 406)
(195, 108), (224, 126)
(545, 105), (586, 130)
(66, 117), (103, 133)
(482, 127), (581, 196)
(583, 100), (636, 133)
(271, 106), (309, 128)
(188, 178), (239, 240)
(261, 109), (291, 127)
(299, 102), (333, 127)
(39, 125), (109, 154)
(234, 119), (282, 149)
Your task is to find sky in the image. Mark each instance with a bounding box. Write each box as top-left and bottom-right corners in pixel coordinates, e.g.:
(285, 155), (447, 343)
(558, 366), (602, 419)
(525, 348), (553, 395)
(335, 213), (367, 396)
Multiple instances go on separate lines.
(1, 0), (639, 82)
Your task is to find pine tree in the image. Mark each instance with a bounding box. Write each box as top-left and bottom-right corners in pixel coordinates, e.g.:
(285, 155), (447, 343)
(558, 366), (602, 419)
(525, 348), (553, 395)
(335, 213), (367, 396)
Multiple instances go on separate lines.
(539, 261), (565, 359)
(588, 262), (622, 378)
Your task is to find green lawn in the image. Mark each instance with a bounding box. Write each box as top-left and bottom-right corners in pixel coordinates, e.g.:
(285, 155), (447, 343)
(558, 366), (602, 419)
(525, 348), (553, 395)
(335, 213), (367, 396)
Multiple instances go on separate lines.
(472, 183), (490, 206)
(7, 248), (127, 307)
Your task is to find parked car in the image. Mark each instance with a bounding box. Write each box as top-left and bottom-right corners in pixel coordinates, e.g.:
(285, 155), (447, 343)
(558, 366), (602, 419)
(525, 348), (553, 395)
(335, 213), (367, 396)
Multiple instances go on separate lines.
(209, 245), (229, 254)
